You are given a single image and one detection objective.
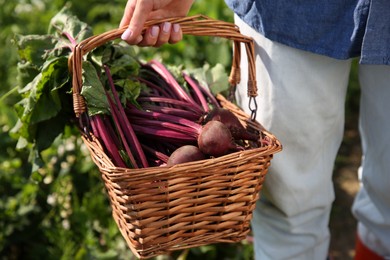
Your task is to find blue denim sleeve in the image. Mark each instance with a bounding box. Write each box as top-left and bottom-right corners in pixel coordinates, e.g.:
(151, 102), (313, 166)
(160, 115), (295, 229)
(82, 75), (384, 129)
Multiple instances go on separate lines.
(360, 0), (390, 65)
(225, 0), (389, 65)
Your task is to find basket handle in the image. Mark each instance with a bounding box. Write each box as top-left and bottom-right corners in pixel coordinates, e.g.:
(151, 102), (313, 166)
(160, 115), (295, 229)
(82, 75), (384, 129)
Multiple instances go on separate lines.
(69, 14), (257, 119)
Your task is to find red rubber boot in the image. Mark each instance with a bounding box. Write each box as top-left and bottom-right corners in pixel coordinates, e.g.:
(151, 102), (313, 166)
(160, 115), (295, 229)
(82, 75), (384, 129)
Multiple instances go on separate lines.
(354, 235), (384, 260)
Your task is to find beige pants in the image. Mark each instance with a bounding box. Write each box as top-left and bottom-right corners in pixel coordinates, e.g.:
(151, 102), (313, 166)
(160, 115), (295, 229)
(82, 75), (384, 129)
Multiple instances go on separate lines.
(234, 15), (390, 260)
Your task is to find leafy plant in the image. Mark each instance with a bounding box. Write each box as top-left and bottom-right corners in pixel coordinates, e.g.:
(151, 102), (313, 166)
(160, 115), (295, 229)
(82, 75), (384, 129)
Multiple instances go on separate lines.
(11, 6), (93, 171)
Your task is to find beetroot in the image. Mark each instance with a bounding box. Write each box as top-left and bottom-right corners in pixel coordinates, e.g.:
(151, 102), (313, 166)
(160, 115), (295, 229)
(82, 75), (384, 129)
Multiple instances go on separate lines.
(197, 120), (242, 157)
(204, 107), (259, 142)
(167, 145), (206, 166)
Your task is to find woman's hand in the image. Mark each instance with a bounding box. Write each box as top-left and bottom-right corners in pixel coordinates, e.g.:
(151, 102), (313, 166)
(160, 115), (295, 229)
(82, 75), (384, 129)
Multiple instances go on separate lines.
(120, 0), (195, 46)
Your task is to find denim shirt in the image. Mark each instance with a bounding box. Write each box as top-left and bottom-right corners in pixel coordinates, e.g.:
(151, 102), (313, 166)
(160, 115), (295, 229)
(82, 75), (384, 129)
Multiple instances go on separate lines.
(225, 0), (390, 65)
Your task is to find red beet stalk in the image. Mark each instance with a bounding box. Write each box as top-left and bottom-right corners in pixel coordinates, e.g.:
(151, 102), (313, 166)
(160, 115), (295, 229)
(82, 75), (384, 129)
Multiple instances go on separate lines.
(104, 65), (149, 168)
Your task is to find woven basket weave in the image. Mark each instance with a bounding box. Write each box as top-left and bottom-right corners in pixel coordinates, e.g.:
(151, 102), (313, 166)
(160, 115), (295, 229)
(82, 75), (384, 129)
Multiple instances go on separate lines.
(69, 15), (282, 259)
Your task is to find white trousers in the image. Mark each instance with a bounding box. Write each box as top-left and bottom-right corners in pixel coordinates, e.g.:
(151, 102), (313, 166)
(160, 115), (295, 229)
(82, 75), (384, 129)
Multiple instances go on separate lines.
(234, 16), (390, 260)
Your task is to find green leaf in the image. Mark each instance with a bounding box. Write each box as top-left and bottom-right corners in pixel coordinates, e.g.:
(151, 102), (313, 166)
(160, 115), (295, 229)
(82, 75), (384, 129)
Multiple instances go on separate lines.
(81, 61), (110, 115)
(12, 57), (69, 143)
(48, 5), (93, 44)
(14, 34), (57, 69)
(29, 148), (44, 173)
(30, 171), (43, 183)
(16, 61), (41, 92)
(208, 63), (230, 94)
(35, 114), (67, 152)
(101, 43), (141, 79)
(115, 79), (141, 106)
(186, 63), (229, 95)
(14, 34), (58, 89)
(15, 132), (29, 150)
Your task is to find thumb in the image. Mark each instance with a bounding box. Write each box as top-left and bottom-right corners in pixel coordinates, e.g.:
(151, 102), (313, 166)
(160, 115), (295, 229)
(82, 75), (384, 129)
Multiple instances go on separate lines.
(119, 0), (136, 28)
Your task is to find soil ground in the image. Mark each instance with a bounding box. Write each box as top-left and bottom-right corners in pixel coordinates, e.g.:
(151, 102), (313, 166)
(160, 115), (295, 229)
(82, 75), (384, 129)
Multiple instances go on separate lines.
(329, 115), (361, 259)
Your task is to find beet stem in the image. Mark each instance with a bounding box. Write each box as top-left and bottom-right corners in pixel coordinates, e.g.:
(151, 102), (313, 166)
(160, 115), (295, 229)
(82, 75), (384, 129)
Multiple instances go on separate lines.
(183, 72), (210, 112)
(104, 65), (149, 168)
(91, 115), (127, 167)
(148, 60), (200, 108)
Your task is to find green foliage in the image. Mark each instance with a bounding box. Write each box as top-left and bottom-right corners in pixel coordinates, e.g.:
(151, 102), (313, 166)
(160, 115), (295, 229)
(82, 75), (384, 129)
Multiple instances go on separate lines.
(186, 63), (230, 96)
(10, 6), (95, 171)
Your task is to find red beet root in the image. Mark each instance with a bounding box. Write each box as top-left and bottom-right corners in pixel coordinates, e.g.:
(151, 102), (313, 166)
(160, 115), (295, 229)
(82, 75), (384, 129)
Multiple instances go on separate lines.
(197, 120), (242, 157)
(204, 107), (259, 142)
(167, 145), (206, 166)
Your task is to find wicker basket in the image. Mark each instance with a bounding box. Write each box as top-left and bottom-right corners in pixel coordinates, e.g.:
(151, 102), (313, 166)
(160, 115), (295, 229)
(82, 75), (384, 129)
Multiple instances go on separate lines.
(69, 15), (282, 259)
